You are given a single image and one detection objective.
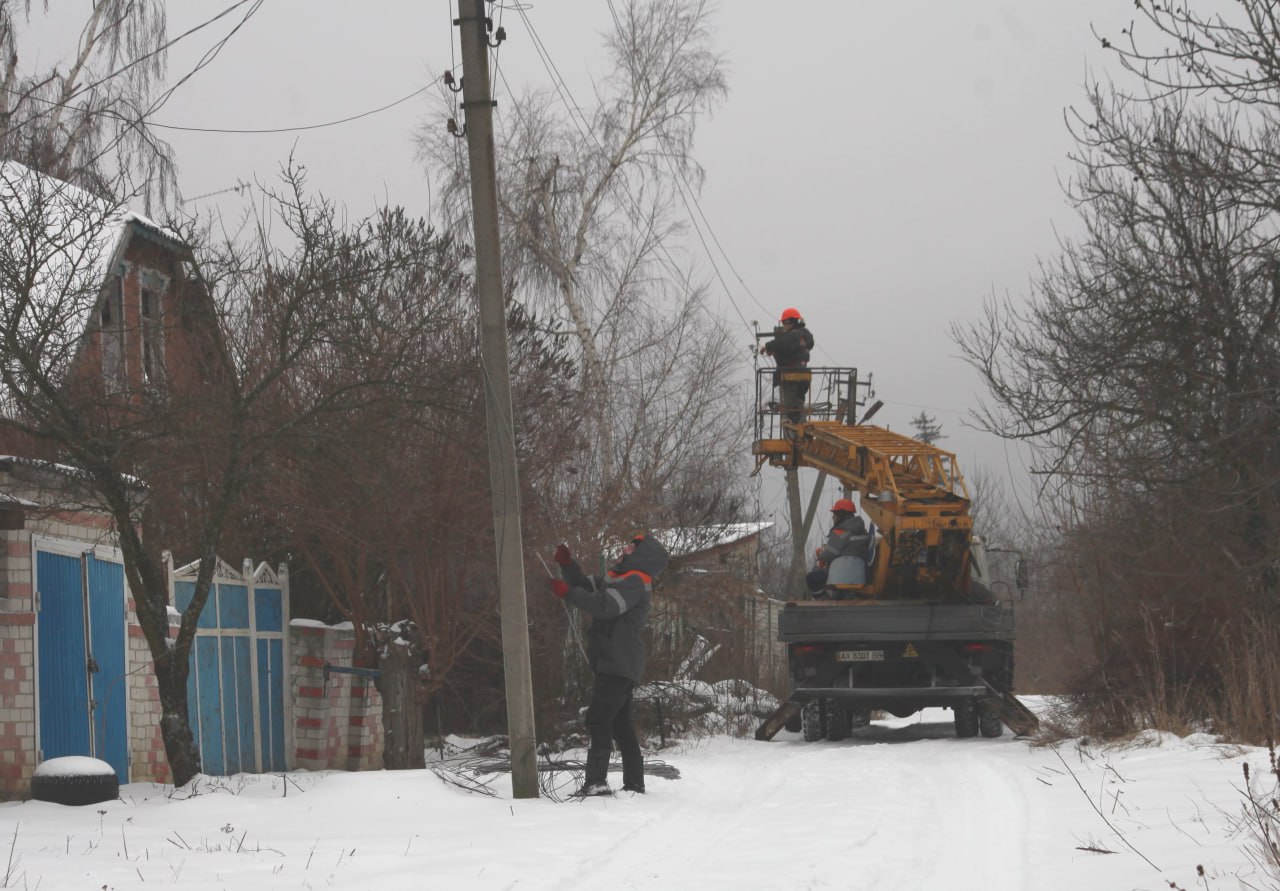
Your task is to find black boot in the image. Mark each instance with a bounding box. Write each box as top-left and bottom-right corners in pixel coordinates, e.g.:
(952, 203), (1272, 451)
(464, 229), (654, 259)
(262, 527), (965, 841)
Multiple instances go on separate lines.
(620, 754), (645, 794)
(576, 752), (612, 797)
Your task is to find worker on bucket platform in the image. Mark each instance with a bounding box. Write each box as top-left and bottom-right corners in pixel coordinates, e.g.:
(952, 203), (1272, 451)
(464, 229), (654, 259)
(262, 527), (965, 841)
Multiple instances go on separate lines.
(760, 307), (814, 423)
(806, 499), (871, 598)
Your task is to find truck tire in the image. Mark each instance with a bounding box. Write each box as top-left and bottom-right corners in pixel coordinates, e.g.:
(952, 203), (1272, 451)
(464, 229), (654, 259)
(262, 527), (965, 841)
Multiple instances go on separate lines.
(825, 701), (850, 741)
(979, 706), (1004, 738)
(801, 699), (826, 742)
(849, 708), (871, 730)
(784, 711), (802, 733)
(953, 702), (979, 738)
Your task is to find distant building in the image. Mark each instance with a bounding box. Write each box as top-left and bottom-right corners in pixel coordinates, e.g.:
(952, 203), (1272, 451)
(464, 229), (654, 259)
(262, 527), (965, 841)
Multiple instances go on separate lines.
(649, 522), (787, 691)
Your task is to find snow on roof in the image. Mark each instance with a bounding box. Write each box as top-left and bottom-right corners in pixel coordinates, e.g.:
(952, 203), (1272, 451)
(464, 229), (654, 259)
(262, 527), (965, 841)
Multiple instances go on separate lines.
(0, 453), (147, 489)
(0, 490), (37, 508)
(652, 522), (772, 559)
(0, 161), (179, 400)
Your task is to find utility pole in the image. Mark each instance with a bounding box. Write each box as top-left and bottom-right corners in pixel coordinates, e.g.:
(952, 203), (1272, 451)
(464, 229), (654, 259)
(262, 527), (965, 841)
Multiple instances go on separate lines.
(455, 0), (539, 799)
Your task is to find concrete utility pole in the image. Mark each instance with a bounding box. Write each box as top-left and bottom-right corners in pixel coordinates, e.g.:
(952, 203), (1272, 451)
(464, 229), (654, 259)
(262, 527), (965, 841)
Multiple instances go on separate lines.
(455, 0), (539, 799)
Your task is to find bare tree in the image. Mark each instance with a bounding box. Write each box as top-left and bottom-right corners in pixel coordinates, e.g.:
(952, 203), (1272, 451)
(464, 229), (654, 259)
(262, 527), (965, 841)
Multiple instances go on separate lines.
(0, 161), (491, 783)
(254, 216), (582, 766)
(952, 4), (1280, 738)
(0, 0), (186, 205)
(419, 0), (748, 551)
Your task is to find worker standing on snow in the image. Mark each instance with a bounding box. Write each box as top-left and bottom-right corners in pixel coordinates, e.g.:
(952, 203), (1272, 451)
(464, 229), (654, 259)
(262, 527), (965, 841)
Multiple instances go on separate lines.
(806, 499), (871, 598)
(550, 532), (670, 797)
(760, 307), (814, 423)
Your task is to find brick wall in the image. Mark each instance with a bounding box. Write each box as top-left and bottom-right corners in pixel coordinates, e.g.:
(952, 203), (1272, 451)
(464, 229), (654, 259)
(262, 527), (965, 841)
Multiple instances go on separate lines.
(1, 466), (386, 796)
(0, 529), (35, 797)
(290, 622), (383, 771)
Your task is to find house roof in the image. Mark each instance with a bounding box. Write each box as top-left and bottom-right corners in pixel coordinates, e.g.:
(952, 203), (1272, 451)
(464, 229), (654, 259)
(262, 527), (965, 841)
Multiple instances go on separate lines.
(0, 161), (190, 407)
(653, 522), (772, 559)
(0, 454), (146, 489)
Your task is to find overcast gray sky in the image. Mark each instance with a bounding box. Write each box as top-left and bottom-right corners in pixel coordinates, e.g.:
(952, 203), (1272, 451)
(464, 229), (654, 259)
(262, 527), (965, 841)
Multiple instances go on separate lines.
(28, 1), (1139, 523)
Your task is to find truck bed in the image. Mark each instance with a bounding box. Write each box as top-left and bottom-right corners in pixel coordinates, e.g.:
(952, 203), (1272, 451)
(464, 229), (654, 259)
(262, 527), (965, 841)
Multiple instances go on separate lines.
(777, 600), (1013, 642)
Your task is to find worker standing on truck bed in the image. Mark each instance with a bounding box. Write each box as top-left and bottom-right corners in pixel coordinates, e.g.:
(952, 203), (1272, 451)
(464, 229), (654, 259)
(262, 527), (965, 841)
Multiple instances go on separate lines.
(550, 532), (670, 797)
(806, 498), (871, 598)
(760, 307), (814, 422)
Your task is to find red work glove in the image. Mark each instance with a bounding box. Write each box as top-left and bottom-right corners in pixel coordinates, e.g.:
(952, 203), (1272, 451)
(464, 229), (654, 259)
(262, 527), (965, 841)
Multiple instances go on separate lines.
(550, 578), (569, 598)
(553, 543), (573, 566)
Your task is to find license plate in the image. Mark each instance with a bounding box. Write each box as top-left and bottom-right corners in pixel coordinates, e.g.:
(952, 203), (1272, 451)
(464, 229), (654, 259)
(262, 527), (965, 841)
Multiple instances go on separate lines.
(836, 650), (883, 662)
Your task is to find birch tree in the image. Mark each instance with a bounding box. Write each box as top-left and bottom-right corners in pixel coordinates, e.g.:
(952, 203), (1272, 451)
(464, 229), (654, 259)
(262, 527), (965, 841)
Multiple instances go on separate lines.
(0, 0), (184, 206)
(419, 0), (748, 547)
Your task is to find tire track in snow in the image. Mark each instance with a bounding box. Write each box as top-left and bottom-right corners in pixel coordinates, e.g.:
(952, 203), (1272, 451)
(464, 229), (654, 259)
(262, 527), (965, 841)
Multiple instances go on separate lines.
(546, 728), (1034, 890)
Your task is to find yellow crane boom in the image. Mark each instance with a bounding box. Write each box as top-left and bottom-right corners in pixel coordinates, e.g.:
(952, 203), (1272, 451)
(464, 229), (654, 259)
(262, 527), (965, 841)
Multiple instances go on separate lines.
(753, 367), (974, 600)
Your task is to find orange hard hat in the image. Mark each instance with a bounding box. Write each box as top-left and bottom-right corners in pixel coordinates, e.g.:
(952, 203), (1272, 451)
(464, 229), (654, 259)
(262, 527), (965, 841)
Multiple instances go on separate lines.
(780, 307), (802, 322)
(832, 498), (855, 513)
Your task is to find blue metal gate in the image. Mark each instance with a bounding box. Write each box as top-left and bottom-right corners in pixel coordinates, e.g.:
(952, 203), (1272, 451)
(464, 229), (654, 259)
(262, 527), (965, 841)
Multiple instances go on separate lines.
(34, 543), (130, 782)
(171, 558), (288, 775)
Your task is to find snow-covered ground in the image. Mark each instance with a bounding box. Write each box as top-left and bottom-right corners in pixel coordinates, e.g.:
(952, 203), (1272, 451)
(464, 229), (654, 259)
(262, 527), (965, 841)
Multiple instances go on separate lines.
(1, 700), (1274, 890)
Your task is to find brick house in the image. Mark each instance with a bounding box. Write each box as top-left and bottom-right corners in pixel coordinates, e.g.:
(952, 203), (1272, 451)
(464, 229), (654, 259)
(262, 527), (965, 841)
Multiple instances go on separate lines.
(650, 522), (787, 689)
(0, 163), (381, 800)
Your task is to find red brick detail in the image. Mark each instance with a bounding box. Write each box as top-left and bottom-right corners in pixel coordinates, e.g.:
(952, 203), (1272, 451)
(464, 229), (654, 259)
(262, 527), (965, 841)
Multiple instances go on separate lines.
(6, 541), (30, 557)
(0, 613), (34, 626)
(348, 715), (368, 727)
(298, 655), (325, 668)
(296, 686), (325, 699)
(297, 717), (323, 729)
(296, 748), (320, 760)
(46, 511), (111, 529)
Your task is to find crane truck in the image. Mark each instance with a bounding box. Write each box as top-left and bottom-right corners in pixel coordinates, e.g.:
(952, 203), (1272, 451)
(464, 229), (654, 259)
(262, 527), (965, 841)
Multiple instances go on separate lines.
(752, 366), (1038, 741)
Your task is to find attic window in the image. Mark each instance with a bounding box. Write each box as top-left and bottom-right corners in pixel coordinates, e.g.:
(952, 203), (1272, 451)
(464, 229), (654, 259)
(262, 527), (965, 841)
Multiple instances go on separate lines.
(140, 287), (164, 385)
(101, 279), (125, 391)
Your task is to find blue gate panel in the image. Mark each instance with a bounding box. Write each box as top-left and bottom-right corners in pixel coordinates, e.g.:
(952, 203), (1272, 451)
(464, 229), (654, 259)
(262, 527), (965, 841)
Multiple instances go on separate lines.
(257, 638), (286, 771)
(254, 588), (283, 632)
(232, 636), (256, 771)
(180, 572), (287, 776)
(36, 550), (90, 761)
(86, 555), (129, 782)
(174, 581), (219, 629)
(217, 636), (242, 774)
(192, 635), (224, 775)
(219, 584), (249, 630)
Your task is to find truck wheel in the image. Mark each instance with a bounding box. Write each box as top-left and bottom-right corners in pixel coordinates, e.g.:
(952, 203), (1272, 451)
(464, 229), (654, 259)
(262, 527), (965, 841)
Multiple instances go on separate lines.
(953, 702), (979, 738)
(783, 711), (802, 733)
(979, 707), (1004, 738)
(825, 701), (849, 741)
(849, 708), (871, 730)
(801, 699), (826, 742)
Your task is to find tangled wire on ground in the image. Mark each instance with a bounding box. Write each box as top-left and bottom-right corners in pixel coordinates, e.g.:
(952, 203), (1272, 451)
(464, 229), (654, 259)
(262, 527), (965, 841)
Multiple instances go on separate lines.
(427, 751), (681, 802)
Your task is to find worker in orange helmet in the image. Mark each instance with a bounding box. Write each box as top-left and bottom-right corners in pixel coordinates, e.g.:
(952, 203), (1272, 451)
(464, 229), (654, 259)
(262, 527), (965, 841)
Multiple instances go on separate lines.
(760, 308), (814, 423)
(806, 498), (871, 599)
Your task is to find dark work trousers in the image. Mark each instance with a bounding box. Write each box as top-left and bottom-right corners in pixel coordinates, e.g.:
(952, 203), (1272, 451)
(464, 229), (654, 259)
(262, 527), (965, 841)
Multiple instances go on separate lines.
(584, 672), (643, 789)
(776, 368), (810, 424)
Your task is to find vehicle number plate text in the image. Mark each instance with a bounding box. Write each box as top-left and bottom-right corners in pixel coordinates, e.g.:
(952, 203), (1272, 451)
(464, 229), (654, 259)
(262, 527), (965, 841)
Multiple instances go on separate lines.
(836, 650), (883, 662)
